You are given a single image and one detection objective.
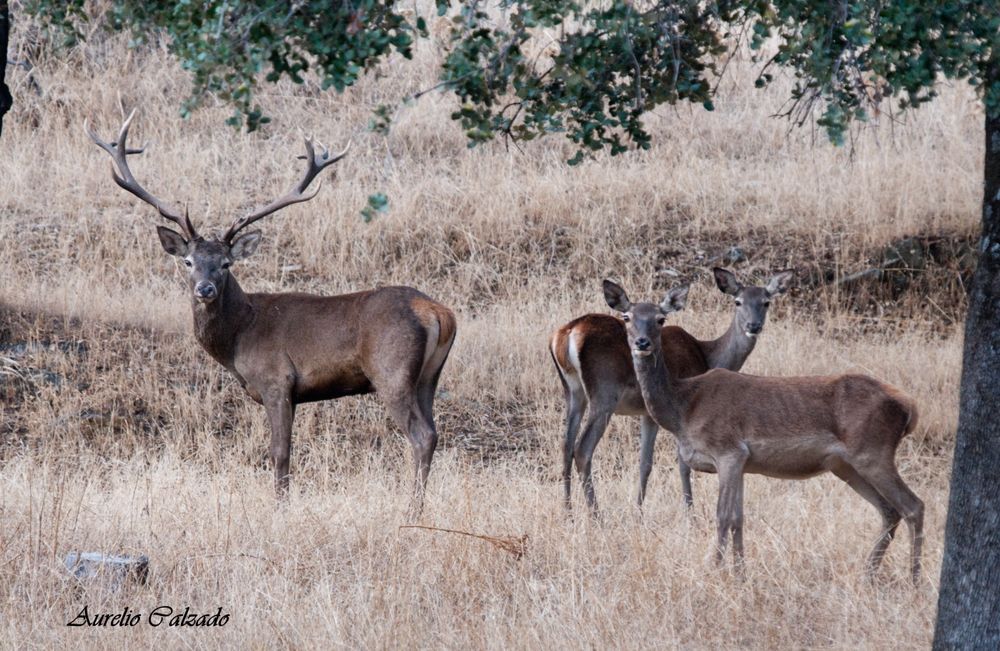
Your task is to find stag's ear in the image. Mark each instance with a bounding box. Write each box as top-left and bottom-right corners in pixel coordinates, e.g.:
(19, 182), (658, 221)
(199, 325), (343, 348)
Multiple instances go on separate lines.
(660, 284), (689, 314)
(157, 226), (188, 257)
(603, 279), (631, 312)
(229, 230), (262, 260)
(713, 267), (742, 296)
(765, 270), (795, 296)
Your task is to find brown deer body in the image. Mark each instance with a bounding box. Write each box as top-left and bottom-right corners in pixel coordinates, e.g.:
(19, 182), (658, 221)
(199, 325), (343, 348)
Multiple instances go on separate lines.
(604, 280), (923, 582)
(550, 269), (793, 511)
(87, 112), (456, 511)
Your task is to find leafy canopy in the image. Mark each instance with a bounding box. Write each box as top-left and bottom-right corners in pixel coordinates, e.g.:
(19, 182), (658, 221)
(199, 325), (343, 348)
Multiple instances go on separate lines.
(26, 1), (1000, 157)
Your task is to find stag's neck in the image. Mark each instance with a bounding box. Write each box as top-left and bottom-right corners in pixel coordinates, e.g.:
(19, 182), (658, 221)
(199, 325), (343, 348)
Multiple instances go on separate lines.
(632, 350), (685, 433)
(191, 275), (253, 367)
(703, 317), (756, 371)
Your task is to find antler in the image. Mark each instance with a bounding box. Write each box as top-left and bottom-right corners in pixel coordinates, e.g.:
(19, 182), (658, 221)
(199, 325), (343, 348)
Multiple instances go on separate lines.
(222, 137), (350, 244)
(84, 109), (198, 240)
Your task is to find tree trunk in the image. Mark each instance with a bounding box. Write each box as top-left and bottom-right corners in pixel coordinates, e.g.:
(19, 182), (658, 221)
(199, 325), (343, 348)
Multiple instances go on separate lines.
(933, 64), (1000, 648)
(0, 1), (11, 138)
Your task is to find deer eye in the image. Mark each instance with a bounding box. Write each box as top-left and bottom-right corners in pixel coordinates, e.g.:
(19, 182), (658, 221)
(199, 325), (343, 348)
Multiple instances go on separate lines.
(184, 259), (192, 267)
(221, 261), (231, 270)
(763, 300), (770, 306)
(656, 316), (666, 326)
(735, 298), (743, 306)
(622, 314), (631, 323)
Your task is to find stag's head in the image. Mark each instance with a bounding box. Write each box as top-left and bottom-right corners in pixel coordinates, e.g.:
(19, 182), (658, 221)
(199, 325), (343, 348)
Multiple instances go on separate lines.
(712, 267), (794, 338)
(603, 280), (689, 358)
(85, 110), (349, 304)
(155, 230), (260, 303)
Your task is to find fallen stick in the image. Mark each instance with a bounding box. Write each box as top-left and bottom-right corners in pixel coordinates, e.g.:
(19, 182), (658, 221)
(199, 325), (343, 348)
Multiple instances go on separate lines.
(399, 525), (528, 560)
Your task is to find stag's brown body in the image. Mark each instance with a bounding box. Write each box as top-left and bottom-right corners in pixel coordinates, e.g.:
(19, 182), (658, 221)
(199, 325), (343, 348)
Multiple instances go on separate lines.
(194, 282), (455, 407)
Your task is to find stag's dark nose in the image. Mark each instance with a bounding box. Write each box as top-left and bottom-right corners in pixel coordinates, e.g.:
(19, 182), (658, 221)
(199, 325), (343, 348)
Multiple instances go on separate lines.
(634, 337), (651, 351)
(747, 322), (763, 335)
(195, 281), (217, 300)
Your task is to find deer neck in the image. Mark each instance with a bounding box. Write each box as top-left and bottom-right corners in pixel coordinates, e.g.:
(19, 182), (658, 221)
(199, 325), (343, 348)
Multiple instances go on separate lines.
(190, 274), (253, 367)
(703, 315), (756, 371)
(632, 348), (686, 433)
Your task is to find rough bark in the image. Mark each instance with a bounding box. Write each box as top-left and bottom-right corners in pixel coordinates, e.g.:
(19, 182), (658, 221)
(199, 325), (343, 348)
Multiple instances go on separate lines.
(933, 63), (1000, 649)
(0, 1), (11, 138)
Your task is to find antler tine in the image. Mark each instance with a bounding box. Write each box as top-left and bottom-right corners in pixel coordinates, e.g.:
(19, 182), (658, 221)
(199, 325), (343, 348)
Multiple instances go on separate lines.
(85, 110), (197, 240)
(223, 137), (351, 243)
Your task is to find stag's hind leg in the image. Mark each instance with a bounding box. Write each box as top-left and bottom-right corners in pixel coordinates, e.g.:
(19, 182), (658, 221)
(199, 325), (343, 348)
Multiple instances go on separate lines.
(375, 313), (452, 517)
(381, 387), (437, 518)
(415, 317), (455, 427)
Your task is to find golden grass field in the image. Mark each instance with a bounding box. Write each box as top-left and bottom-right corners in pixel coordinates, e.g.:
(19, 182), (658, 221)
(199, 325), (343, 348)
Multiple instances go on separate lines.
(0, 7), (982, 649)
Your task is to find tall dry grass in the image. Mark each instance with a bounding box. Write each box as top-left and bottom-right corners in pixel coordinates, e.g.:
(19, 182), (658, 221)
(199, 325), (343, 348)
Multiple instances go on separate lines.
(0, 4), (977, 649)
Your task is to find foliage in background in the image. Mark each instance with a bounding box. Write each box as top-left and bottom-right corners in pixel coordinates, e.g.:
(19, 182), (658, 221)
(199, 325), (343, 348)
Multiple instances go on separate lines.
(24, 0), (430, 130)
(20, 2), (1000, 155)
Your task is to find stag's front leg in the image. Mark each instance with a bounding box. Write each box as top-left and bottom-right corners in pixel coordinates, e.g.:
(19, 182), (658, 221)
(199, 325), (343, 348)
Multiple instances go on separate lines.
(264, 391), (296, 498)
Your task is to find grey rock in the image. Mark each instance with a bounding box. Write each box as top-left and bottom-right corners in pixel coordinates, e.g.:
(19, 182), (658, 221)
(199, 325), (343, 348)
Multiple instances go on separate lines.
(64, 552), (149, 591)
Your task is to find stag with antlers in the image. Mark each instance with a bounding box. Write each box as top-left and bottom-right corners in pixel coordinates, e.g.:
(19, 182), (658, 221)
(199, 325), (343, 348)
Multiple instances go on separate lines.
(86, 111), (456, 513)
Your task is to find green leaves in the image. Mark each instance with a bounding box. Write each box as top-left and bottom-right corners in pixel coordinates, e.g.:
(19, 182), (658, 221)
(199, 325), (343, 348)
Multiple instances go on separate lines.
(755, 1), (1000, 141)
(361, 192), (389, 223)
(27, 0), (432, 130)
(24, 0), (1000, 151)
(436, 1), (735, 162)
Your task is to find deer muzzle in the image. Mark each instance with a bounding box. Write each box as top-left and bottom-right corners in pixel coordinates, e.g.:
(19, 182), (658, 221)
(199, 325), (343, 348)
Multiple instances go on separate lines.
(194, 281), (218, 302)
(632, 337), (652, 356)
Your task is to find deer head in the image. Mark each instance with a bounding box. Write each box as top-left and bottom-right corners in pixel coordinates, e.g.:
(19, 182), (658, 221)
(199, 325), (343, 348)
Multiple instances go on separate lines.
(603, 280), (689, 357)
(85, 109), (349, 304)
(712, 268), (794, 338)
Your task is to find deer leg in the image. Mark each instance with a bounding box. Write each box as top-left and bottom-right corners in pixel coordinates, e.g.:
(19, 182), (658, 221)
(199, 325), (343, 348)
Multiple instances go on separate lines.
(574, 406), (613, 515)
(383, 394), (437, 518)
(678, 453), (694, 510)
(409, 409), (438, 518)
(830, 463), (901, 579)
(637, 415), (658, 509)
(855, 464), (924, 584)
(715, 452), (748, 572)
(264, 392), (296, 498)
(561, 388), (587, 511)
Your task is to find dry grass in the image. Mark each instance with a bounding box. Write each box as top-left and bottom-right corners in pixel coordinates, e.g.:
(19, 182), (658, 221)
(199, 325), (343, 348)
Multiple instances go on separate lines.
(0, 5), (978, 649)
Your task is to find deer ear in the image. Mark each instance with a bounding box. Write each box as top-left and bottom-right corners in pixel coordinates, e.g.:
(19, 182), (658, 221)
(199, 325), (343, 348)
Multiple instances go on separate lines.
(603, 279), (631, 312)
(766, 270), (794, 296)
(713, 267), (741, 296)
(660, 284), (689, 314)
(229, 230), (262, 260)
(157, 226), (188, 257)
